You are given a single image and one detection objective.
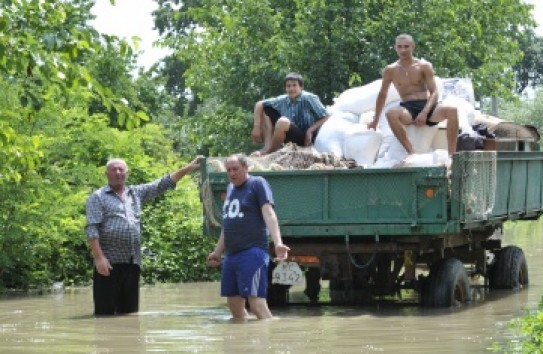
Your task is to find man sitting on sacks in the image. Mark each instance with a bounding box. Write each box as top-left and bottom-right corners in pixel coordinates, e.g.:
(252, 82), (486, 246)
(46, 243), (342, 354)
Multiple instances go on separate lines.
(251, 72), (330, 156)
(368, 33), (459, 156)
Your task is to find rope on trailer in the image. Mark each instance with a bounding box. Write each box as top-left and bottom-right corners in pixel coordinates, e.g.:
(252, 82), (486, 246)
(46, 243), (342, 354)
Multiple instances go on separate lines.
(200, 177), (223, 228)
(345, 234), (377, 270)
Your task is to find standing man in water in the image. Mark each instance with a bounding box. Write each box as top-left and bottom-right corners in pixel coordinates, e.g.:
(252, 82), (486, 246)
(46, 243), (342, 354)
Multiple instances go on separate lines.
(85, 156), (202, 316)
(368, 33), (459, 156)
(207, 154), (290, 320)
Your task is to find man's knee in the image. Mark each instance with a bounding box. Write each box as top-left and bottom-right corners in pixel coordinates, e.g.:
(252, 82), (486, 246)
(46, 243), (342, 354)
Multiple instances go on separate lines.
(387, 109), (407, 125)
(247, 296), (270, 316)
(385, 110), (396, 121)
(447, 106), (458, 119)
(438, 105), (458, 121)
(274, 117), (291, 131)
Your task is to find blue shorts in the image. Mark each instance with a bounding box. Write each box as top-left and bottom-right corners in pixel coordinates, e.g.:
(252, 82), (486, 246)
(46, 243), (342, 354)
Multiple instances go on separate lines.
(221, 247), (269, 298)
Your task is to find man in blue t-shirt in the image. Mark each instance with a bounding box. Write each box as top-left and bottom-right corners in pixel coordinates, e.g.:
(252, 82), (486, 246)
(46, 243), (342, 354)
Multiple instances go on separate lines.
(207, 154), (290, 320)
(251, 72), (330, 156)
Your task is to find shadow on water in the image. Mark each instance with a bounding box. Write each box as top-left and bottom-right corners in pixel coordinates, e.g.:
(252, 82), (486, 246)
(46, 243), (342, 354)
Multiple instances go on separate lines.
(273, 283), (530, 318)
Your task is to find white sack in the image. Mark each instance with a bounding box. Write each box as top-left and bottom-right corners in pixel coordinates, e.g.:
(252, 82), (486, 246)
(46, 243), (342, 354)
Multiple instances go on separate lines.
(314, 112), (358, 157)
(342, 129), (383, 167)
(380, 125), (438, 163)
(401, 149), (451, 168)
(331, 80), (401, 115)
(440, 96), (476, 135)
(440, 78), (475, 106)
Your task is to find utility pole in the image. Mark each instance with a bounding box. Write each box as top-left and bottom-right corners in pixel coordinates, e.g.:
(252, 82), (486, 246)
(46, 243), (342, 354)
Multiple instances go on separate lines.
(491, 96), (498, 116)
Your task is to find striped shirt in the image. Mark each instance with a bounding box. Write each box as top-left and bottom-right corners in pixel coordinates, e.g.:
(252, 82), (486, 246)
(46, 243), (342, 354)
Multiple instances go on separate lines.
(262, 91), (328, 132)
(85, 175), (176, 266)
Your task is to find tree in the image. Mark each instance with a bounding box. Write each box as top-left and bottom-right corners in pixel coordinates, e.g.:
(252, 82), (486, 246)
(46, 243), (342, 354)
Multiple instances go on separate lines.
(0, 0), (218, 291)
(0, 0), (148, 184)
(499, 88), (543, 135)
(87, 40), (152, 128)
(513, 30), (543, 94)
(155, 0), (536, 109)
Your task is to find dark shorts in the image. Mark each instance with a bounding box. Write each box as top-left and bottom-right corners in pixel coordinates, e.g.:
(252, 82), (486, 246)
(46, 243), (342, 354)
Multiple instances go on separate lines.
(400, 100), (438, 126)
(221, 247), (269, 298)
(263, 106), (318, 146)
(93, 263), (140, 315)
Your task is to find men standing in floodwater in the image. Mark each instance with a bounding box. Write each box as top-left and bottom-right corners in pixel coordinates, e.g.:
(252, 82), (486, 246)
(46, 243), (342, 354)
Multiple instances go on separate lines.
(207, 154), (290, 320)
(368, 33), (459, 156)
(85, 156), (202, 315)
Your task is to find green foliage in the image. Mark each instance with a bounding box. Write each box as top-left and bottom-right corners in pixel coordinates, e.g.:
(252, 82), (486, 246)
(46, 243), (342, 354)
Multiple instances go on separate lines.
(170, 98), (254, 157)
(493, 297), (543, 353)
(514, 30), (543, 94)
(157, 0), (536, 109)
(141, 186), (218, 284)
(0, 83), (217, 290)
(0, 0), (148, 159)
(5, 0), (540, 294)
(154, 55), (198, 117)
(497, 88), (543, 136)
(0, 1), (218, 291)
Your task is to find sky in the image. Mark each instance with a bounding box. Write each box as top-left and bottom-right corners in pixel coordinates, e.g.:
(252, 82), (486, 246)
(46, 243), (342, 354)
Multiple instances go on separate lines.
(91, 0), (543, 70)
(90, 0), (170, 69)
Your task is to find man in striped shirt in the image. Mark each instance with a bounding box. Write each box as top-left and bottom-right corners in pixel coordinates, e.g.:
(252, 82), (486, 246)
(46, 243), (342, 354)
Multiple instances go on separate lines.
(85, 156), (202, 315)
(251, 72), (330, 156)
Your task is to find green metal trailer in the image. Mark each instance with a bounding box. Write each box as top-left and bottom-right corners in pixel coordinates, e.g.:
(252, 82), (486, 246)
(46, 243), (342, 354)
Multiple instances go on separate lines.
(199, 151), (543, 307)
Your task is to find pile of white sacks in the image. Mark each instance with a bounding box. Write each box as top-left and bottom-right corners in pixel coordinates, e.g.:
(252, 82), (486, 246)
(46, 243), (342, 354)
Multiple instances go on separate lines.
(314, 77), (479, 168)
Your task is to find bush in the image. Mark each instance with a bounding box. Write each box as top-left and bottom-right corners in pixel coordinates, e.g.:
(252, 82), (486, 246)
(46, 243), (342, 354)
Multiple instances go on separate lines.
(169, 98), (255, 157)
(141, 177), (219, 284)
(493, 297), (543, 353)
(498, 88), (543, 138)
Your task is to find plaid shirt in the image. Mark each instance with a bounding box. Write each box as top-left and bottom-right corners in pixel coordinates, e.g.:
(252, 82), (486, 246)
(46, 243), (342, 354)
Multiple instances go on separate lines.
(85, 175), (176, 266)
(262, 91), (328, 132)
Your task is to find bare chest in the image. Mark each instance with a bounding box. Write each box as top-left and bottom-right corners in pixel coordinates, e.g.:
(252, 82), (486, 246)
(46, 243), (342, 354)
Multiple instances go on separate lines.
(393, 66), (425, 90)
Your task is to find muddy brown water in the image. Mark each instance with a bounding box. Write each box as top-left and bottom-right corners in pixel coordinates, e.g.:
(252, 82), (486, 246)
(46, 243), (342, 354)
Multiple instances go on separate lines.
(1, 220), (542, 353)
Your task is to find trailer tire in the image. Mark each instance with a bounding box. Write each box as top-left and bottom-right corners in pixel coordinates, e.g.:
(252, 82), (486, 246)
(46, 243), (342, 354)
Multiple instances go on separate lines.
(422, 258), (471, 307)
(489, 246), (528, 289)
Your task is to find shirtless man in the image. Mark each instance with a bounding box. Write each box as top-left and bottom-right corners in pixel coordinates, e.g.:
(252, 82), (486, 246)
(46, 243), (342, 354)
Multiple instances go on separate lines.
(368, 34), (459, 156)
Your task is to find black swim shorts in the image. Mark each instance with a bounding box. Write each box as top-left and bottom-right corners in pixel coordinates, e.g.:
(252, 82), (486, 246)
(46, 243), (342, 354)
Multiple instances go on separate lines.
(263, 106), (318, 146)
(400, 100), (438, 126)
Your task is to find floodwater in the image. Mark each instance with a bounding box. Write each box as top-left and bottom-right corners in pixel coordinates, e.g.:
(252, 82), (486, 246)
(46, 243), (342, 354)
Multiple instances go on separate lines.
(1, 221), (543, 353)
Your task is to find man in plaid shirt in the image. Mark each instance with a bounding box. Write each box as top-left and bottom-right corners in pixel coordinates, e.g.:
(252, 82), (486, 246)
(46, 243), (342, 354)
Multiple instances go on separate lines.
(85, 156), (202, 315)
(251, 72), (330, 156)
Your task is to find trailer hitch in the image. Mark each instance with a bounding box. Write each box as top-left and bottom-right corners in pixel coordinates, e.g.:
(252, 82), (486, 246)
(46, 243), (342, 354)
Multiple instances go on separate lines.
(345, 234), (378, 270)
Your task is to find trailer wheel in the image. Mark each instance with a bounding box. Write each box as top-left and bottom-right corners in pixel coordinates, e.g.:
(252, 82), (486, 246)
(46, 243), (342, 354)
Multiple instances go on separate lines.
(489, 246), (528, 289)
(422, 258), (471, 307)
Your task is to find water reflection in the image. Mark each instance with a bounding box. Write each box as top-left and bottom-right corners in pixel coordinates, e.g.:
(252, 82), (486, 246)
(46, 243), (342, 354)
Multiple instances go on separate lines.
(0, 220), (541, 353)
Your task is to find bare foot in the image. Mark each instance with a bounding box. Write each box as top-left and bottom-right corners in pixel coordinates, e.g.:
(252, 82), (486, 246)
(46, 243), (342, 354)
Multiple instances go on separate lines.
(250, 150), (266, 157)
(402, 153), (415, 163)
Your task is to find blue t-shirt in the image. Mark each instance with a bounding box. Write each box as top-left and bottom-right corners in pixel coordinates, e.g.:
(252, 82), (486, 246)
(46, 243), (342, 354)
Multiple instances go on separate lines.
(222, 176), (274, 255)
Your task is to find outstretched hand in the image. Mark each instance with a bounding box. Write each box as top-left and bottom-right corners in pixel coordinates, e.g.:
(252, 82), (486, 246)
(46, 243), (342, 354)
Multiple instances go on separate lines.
(189, 155), (205, 171)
